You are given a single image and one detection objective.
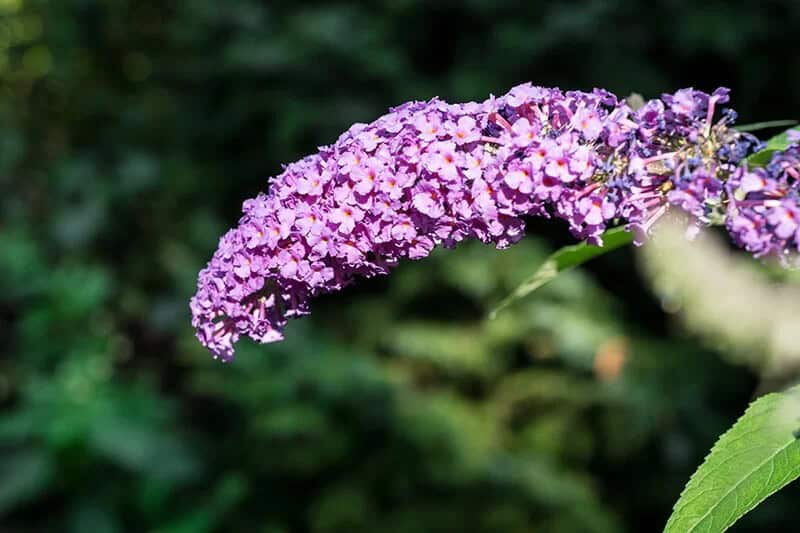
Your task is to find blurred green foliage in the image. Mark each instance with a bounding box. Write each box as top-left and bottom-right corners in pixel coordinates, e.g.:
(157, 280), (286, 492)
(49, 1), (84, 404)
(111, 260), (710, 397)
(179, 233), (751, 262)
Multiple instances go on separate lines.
(1, 0), (800, 531)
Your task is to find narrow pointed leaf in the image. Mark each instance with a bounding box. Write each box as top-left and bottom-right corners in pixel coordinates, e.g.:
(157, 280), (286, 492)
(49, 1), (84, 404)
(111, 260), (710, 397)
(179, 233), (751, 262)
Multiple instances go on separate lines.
(734, 120), (797, 133)
(489, 226), (633, 319)
(664, 385), (800, 533)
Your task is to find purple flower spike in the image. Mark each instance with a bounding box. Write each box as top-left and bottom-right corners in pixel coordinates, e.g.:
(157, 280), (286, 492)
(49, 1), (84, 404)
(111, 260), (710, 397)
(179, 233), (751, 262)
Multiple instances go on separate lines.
(191, 83), (756, 361)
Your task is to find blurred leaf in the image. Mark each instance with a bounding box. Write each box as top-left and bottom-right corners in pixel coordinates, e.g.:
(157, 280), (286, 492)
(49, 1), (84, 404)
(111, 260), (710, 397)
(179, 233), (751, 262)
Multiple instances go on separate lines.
(90, 419), (198, 482)
(311, 483), (375, 533)
(491, 369), (602, 413)
(489, 227), (634, 319)
(0, 228), (47, 298)
(664, 385), (800, 533)
(396, 392), (497, 481)
(156, 510), (214, 533)
(151, 474), (246, 533)
(68, 502), (121, 533)
(383, 321), (500, 377)
(493, 454), (621, 533)
(0, 449), (54, 515)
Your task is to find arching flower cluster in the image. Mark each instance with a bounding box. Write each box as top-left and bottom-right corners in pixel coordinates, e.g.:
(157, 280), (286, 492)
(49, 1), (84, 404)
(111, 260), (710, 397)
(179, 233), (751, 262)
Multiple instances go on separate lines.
(726, 143), (800, 259)
(190, 83), (761, 361)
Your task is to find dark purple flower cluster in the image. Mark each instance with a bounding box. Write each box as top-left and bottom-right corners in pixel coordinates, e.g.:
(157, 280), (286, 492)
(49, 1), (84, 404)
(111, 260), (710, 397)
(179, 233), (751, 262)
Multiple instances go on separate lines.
(610, 88), (756, 242)
(726, 144), (800, 260)
(190, 84), (754, 361)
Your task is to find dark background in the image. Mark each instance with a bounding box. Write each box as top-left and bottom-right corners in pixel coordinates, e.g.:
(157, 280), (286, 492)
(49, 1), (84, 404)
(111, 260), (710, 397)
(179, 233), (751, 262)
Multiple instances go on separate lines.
(2, 1), (800, 531)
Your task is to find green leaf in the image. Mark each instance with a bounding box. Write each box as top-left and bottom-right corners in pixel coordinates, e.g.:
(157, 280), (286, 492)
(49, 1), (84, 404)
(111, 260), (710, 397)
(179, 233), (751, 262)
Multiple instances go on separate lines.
(489, 227), (633, 319)
(746, 126), (800, 167)
(664, 385), (800, 533)
(734, 120), (797, 133)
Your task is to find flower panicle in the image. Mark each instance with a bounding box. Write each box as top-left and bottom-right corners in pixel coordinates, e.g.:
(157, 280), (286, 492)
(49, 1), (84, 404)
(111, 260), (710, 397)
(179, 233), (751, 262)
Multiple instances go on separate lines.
(190, 83), (784, 361)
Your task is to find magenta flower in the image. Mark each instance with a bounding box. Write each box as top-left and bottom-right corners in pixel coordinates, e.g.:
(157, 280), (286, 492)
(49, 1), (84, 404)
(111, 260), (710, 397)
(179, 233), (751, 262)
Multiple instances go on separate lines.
(449, 116), (480, 145)
(545, 154), (574, 183)
(351, 158), (382, 195)
(511, 118), (538, 147)
(504, 164), (534, 194)
(391, 218), (417, 241)
(426, 141), (462, 181)
(296, 170), (325, 196)
(414, 113), (442, 142)
(578, 195), (615, 226)
(412, 187), (445, 218)
(572, 107), (603, 141)
(330, 205), (364, 234)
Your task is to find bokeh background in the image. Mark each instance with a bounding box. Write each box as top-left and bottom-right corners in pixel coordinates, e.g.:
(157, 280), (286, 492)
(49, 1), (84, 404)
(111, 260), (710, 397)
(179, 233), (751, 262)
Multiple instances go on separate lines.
(2, 1), (800, 531)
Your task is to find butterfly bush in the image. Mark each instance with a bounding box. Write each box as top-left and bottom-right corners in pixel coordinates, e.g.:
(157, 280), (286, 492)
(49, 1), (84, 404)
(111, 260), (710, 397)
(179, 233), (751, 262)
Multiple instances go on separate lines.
(191, 83), (792, 361)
